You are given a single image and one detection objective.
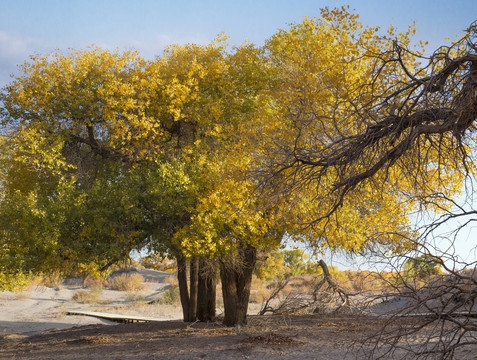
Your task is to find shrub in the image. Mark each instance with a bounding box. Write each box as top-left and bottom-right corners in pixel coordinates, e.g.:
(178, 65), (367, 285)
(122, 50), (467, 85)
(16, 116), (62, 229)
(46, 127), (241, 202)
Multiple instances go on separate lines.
(84, 278), (106, 294)
(164, 276), (178, 286)
(84, 278), (106, 288)
(157, 286), (180, 305)
(125, 292), (146, 303)
(108, 273), (145, 292)
(249, 288), (271, 303)
(0, 271), (31, 292)
(72, 289), (101, 304)
(34, 273), (64, 288)
(249, 275), (270, 303)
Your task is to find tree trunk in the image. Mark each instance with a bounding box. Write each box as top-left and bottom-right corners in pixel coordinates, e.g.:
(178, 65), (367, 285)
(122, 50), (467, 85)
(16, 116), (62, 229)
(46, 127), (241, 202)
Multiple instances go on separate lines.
(177, 254), (190, 322)
(197, 258), (216, 322)
(188, 255), (199, 322)
(220, 245), (257, 326)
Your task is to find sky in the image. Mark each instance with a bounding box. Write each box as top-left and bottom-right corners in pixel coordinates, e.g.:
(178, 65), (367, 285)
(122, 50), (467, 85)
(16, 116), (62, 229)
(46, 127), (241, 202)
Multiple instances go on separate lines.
(1, 0), (477, 270)
(1, 0), (477, 87)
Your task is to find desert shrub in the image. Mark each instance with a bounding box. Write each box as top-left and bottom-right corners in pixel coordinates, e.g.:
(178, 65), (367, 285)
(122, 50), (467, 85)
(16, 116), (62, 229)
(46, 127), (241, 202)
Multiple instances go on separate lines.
(84, 278), (106, 288)
(249, 275), (271, 303)
(108, 273), (145, 292)
(84, 278), (106, 294)
(54, 304), (68, 318)
(157, 285), (180, 305)
(125, 292), (146, 302)
(34, 273), (64, 288)
(249, 288), (271, 303)
(164, 276), (178, 286)
(72, 289), (101, 304)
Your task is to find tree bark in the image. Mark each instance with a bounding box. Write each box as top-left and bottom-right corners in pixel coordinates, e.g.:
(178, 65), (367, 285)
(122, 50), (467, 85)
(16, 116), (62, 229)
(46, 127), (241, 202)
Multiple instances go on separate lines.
(197, 258), (216, 322)
(176, 254), (190, 322)
(220, 245), (257, 326)
(188, 255), (199, 322)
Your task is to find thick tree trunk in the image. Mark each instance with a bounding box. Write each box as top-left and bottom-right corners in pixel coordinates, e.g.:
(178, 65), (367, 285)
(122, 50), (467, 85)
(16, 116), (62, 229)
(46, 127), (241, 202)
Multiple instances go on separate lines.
(197, 258), (216, 322)
(176, 254), (190, 322)
(188, 255), (199, 322)
(220, 245), (257, 326)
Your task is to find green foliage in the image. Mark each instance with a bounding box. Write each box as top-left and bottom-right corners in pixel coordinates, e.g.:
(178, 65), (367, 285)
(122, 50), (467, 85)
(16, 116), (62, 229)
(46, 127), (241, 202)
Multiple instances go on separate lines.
(140, 255), (177, 272)
(283, 249), (310, 277)
(254, 248), (319, 281)
(0, 9), (450, 304)
(157, 285), (181, 305)
(404, 254), (443, 280)
(0, 270), (31, 292)
(254, 250), (286, 281)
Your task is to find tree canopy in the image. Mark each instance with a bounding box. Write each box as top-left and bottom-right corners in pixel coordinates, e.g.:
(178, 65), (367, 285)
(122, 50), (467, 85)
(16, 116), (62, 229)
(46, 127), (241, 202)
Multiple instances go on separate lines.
(2, 7), (474, 328)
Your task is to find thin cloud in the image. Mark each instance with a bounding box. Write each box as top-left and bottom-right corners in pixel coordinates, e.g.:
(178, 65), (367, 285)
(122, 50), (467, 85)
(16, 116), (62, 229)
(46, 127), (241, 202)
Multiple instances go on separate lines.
(0, 31), (41, 60)
(0, 31), (51, 86)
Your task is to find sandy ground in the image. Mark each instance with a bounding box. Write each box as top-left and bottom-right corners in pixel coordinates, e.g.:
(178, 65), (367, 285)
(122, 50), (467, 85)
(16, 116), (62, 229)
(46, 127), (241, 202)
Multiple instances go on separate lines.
(2, 270), (477, 359)
(0, 268), (180, 335)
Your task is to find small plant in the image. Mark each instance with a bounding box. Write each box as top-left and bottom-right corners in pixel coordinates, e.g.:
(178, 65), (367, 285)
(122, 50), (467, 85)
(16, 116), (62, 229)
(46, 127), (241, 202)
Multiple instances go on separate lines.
(125, 292), (146, 303)
(164, 276), (178, 286)
(107, 273), (145, 292)
(72, 289), (101, 304)
(249, 275), (270, 303)
(84, 278), (106, 290)
(157, 285), (180, 305)
(55, 304), (68, 318)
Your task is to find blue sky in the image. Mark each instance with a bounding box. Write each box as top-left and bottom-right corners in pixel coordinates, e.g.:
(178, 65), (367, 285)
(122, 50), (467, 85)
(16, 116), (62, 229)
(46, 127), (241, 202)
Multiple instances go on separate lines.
(1, 0), (476, 86)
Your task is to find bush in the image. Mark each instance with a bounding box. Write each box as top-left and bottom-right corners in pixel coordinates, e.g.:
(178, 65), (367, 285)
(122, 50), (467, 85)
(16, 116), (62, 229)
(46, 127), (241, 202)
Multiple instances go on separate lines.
(164, 276), (178, 286)
(125, 292), (146, 303)
(84, 278), (106, 293)
(157, 286), (180, 305)
(72, 289), (101, 304)
(249, 275), (270, 303)
(249, 288), (271, 303)
(0, 271), (31, 292)
(108, 273), (145, 292)
(34, 273), (64, 288)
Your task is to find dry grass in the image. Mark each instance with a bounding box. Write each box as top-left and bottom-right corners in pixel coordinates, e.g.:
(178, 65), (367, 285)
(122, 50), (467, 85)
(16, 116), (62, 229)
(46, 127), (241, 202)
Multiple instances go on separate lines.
(164, 276), (178, 286)
(124, 292), (146, 303)
(72, 289), (101, 304)
(107, 273), (145, 292)
(71, 284), (108, 305)
(54, 304), (68, 318)
(14, 292), (31, 300)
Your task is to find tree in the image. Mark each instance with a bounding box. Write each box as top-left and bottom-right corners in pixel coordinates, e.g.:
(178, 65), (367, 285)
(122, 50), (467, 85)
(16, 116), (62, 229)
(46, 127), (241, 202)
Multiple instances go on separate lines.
(263, 11), (473, 225)
(257, 7), (425, 257)
(283, 249), (310, 277)
(0, 39), (279, 326)
(0, 46), (205, 302)
(261, 10), (477, 358)
(403, 254), (443, 280)
(254, 249), (286, 281)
